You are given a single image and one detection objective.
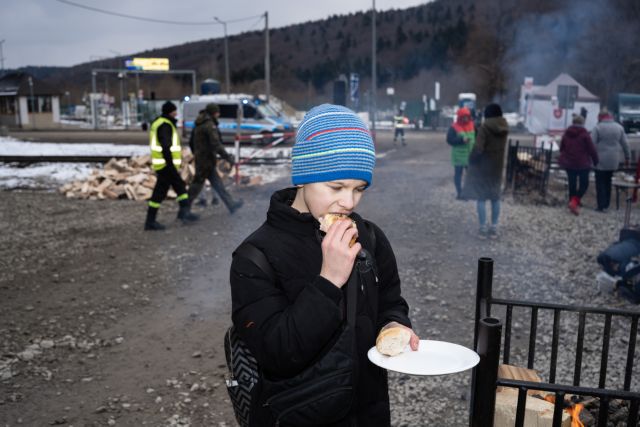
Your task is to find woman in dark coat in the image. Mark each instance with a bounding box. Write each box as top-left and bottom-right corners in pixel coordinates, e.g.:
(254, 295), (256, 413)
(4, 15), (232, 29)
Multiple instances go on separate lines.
(229, 104), (418, 426)
(558, 115), (598, 215)
(462, 103), (509, 239)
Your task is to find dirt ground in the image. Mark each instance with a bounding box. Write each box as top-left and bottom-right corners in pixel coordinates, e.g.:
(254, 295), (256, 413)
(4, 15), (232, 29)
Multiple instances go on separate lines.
(2, 130), (639, 427)
(0, 189), (251, 426)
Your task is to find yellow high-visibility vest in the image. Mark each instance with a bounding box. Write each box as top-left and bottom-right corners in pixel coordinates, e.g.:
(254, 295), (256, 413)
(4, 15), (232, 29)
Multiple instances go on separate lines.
(149, 117), (182, 171)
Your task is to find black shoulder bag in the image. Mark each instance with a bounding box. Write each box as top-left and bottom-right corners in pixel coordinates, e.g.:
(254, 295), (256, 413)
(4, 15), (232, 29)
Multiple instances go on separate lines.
(226, 243), (363, 427)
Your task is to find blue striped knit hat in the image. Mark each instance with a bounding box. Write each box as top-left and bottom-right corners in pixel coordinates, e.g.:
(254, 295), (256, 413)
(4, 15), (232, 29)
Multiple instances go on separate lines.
(292, 104), (376, 186)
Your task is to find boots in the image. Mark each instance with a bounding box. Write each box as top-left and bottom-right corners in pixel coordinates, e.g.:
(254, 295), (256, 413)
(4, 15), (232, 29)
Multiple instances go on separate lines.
(229, 199), (244, 215)
(177, 199), (199, 223)
(568, 196), (580, 216)
(144, 206), (166, 231)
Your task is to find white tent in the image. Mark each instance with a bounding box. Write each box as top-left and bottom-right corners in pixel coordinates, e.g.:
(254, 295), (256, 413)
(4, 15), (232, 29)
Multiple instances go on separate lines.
(520, 73), (601, 134)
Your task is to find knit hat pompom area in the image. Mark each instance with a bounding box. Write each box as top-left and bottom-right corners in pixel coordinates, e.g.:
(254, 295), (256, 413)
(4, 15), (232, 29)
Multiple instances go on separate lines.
(205, 103), (219, 115)
(292, 104), (376, 187)
(484, 103), (503, 119)
(161, 101), (177, 115)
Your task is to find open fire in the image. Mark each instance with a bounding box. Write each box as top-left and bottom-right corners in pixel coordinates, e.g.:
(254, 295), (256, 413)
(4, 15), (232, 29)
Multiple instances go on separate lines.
(542, 394), (585, 427)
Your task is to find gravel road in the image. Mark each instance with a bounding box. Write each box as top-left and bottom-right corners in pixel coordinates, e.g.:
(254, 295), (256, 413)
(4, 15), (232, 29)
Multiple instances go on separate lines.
(1, 130), (638, 426)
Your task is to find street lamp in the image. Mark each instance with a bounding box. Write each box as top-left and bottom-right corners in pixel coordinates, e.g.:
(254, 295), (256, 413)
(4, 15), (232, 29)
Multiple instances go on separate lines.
(214, 16), (231, 97)
(64, 91), (71, 116)
(264, 11), (270, 102)
(28, 76), (35, 128)
(0, 40), (5, 73)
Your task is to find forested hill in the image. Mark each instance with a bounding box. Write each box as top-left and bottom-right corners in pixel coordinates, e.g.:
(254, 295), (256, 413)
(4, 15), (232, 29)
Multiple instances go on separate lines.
(16, 0), (640, 110)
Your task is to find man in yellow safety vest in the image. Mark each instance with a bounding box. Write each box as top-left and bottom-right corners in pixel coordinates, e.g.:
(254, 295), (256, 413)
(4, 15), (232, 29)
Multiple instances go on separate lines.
(393, 107), (407, 146)
(144, 101), (199, 230)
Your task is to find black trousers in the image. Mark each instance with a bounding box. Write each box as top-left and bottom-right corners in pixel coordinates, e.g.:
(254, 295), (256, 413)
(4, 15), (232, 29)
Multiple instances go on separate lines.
(393, 127), (405, 142)
(207, 168), (236, 212)
(150, 166), (187, 205)
(188, 157), (236, 212)
(565, 168), (590, 199)
(595, 170), (614, 210)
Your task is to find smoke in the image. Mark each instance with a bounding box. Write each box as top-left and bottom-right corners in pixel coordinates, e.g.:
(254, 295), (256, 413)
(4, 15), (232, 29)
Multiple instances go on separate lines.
(503, 0), (639, 105)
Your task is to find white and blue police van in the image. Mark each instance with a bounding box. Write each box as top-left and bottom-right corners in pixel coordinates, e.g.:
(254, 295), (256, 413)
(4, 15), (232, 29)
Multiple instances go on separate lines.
(182, 94), (293, 144)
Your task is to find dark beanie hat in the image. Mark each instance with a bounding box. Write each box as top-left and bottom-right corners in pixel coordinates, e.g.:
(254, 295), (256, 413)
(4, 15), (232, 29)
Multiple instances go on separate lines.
(205, 103), (219, 115)
(484, 103), (503, 118)
(161, 101), (177, 115)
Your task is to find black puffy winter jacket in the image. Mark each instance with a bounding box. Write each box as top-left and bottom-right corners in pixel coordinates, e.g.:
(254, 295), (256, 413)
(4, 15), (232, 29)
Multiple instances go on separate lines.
(230, 187), (412, 426)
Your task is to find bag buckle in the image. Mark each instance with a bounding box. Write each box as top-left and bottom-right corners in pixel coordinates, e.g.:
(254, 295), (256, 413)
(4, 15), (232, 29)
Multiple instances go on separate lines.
(225, 374), (239, 388)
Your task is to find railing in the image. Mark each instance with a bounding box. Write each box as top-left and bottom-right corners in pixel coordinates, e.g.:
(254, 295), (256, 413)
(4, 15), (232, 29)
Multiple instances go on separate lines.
(232, 131), (295, 184)
(470, 258), (640, 427)
(504, 140), (553, 196)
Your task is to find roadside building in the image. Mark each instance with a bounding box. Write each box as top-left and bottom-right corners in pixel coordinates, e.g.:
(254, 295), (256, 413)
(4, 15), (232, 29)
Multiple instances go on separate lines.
(0, 72), (61, 128)
(520, 73), (600, 134)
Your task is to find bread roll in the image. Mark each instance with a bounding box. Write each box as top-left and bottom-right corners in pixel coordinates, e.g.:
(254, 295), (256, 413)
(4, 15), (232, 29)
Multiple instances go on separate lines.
(375, 327), (411, 357)
(318, 214), (357, 247)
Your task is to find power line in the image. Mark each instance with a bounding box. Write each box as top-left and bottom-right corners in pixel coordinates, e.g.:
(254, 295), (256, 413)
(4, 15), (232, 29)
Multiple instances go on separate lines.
(55, 0), (262, 26)
(247, 15), (266, 32)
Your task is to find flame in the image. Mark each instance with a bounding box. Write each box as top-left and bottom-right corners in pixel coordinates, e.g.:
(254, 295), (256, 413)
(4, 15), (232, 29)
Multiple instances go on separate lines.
(566, 403), (585, 427)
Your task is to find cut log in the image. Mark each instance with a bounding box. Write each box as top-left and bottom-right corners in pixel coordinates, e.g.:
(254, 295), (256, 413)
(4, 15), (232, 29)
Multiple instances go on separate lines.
(96, 178), (113, 192)
(124, 184), (136, 200)
(126, 173), (148, 185)
(135, 186), (152, 200)
(102, 188), (119, 200)
(131, 155), (151, 168)
(104, 158), (130, 173)
(497, 364), (542, 395)
(494, 388), (571, 427)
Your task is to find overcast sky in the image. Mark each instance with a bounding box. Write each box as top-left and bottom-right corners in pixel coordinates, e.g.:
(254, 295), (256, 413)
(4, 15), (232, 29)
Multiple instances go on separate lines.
(1, 0), (428, 69)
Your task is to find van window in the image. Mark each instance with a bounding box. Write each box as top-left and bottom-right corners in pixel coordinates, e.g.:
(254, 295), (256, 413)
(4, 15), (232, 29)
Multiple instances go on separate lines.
(243, 104), (258, 118)
(219, 104), (238, 119)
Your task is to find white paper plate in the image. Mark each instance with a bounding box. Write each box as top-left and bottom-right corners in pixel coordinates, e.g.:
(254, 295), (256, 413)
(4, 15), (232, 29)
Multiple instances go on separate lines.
(367, 340), (479, 376)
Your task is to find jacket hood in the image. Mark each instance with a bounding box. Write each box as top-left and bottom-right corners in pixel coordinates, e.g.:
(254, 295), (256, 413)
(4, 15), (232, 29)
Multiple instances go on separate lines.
(565, 125), (587, 138)
(457, 107), (471, 119)
(484, 117), (509, 135)
(195, 112), (212, 126)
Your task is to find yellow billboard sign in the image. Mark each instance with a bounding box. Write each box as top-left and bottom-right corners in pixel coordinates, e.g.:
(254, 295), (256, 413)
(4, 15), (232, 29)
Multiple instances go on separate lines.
(125, 57), (170, 71)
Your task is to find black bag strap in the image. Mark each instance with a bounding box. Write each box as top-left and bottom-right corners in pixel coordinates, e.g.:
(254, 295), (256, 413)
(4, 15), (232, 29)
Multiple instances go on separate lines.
(234, 242), (276, 282)
(346, 265), (358, 329)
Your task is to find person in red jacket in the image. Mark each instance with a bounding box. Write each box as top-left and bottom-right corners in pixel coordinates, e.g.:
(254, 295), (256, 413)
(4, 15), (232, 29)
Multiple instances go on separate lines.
(558, 115), (599, 215)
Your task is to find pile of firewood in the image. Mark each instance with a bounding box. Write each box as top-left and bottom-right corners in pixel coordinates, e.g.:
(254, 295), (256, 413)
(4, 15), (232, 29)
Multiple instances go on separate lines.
(59, 151), (235, 201)
(494, 364), (573, 427)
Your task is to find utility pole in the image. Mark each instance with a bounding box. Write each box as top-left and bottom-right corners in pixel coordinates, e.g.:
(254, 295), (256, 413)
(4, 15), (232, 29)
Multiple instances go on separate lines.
(371, 0), (377, 139)
(214, 17), (231, 98)
(0, 40), (5, 73)
(91, 71), (98, 130)
(28, 76), (35, 129)
(264, 11), (270, 102)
